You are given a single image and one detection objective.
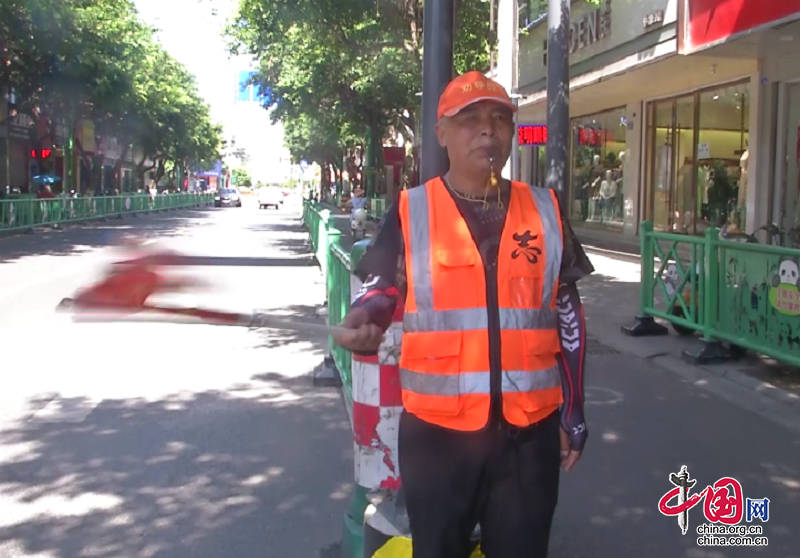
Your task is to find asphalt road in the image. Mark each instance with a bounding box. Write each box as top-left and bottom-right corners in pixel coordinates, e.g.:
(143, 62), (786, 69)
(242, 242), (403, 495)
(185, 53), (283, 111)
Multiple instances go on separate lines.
(0, 195), (798, 558)
(0, 194), (352, 558)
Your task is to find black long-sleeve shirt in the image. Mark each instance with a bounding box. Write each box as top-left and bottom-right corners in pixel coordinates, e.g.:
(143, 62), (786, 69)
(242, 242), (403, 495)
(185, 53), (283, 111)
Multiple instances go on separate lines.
(351, 180), (594, 449)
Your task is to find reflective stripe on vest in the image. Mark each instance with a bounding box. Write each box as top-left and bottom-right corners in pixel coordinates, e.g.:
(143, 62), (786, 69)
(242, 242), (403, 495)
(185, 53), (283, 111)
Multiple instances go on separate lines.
(400, 363), (561, 396)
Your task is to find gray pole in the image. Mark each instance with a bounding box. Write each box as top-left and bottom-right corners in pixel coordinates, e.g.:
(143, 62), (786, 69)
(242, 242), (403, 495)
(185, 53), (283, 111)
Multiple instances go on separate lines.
(545, 0), (571, 210)
(420, 0), (455, 183)
(3, 90), (11, 193)
(510, 96), (520, 181)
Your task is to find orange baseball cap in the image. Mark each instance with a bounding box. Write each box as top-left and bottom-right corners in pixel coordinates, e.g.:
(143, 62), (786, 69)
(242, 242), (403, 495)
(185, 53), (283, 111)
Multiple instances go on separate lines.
(437, 71), (517, 120)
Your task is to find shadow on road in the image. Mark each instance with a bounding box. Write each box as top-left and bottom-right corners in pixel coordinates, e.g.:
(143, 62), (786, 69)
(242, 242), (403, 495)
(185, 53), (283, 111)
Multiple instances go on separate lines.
(0, 208), (220, 265)
(253, 304), (330, 352)
(551, 352), (800, 557)
(0, 372), (351, 558)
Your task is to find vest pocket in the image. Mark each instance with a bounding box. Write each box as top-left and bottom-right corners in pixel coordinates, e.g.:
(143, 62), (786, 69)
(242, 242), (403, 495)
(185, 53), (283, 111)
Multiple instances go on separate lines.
(401, 331), (462, 416)
(508, 276), (543, 309)
(518, 331), (561, 411)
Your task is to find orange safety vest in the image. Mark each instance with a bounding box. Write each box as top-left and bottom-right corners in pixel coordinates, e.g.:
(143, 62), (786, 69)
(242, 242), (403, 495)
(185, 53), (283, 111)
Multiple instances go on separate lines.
(398, 177), (564, 431)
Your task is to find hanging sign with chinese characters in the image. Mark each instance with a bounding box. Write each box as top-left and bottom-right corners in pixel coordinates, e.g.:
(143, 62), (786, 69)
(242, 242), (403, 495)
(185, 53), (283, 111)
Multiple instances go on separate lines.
(643, 10), (665, 29)
(518, 125), (548, 146)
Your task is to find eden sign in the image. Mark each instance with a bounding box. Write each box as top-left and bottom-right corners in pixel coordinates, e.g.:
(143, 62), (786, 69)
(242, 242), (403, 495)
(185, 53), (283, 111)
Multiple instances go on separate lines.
(570, 0), (612, 54)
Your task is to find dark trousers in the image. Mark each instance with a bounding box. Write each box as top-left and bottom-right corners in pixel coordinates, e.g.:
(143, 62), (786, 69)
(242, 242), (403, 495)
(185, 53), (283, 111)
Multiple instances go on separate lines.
(398, 410), (561, 558)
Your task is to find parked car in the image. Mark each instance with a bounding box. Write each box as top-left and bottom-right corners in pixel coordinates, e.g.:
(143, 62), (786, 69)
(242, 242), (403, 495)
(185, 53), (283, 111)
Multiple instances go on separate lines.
(258, 186), (284, 209)
(215, 188), (241, 207)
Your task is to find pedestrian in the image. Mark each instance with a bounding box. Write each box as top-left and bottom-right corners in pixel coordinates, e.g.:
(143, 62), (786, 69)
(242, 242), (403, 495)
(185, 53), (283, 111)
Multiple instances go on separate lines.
(332, 71), (595, 558)
(346, 186), (369, 216)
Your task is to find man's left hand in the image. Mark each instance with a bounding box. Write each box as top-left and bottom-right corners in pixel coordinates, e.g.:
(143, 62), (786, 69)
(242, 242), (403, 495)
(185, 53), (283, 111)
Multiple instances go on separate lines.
(560, 427), (583, 472)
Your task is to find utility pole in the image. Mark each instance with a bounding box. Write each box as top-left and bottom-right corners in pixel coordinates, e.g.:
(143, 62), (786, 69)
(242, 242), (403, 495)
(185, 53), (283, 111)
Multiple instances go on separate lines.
(497, 0), (520, 181)
(3, 90), (11, 193)
(545, 0), (571, 210)
(419, 0), (455, 183)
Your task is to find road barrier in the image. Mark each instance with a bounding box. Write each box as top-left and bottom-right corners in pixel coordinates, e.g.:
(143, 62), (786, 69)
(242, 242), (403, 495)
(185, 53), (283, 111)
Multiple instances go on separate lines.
(0, 193), (215, 234)
(623, 221), (800, 367)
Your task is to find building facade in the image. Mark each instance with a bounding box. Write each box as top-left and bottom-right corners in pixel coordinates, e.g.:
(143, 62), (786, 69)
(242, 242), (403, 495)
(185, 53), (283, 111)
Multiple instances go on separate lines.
(514, 0), (800, 247)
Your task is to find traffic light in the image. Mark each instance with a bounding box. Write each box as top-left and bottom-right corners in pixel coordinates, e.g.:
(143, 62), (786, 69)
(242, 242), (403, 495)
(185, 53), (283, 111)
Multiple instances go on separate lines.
(30, 148), (52, 159)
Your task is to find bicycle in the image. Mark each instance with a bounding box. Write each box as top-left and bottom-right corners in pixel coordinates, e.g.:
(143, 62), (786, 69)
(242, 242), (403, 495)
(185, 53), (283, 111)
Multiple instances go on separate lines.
(720, 222), (800, 248)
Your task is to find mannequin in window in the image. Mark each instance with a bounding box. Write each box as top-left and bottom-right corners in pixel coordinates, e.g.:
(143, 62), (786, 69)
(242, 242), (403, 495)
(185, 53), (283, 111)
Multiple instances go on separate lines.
(573, 163), (589, 220)
(586, 154), (603, 221)
(736, 145), (749, 225)
(599, 169), (617, 222)
(702, 168), (714, 221)
(616, 151), (626, 222)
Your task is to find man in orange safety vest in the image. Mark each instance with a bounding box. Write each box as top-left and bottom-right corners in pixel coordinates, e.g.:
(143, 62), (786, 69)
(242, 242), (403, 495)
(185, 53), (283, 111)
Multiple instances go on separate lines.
(334, 71), (594, 558)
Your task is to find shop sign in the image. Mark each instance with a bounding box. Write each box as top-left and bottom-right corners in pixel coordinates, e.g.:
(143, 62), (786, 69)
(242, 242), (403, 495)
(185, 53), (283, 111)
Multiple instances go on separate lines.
(75, 119), (96, 153)
(681, 0), (800, 54)
(570, 1), (612, 53)
(577, 128), (608, 147)
(6, 112), (33, 141)
(643, 10), (665, 29)
(518, 124), (548, 146)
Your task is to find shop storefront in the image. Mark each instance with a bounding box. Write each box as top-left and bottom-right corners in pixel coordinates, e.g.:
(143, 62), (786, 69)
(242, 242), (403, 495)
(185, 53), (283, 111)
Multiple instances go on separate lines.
(678, 0), (800, 238)
(568, 107), (629, 231)
(514, 0), (800, 244)
(775, 81), (800, 237)
(643, 80), (751, 234)
(516, 0), (685, 239)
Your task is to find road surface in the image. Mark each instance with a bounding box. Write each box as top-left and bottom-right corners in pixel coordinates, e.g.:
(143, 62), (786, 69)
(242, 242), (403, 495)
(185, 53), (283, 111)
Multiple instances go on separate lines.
(0, 194), (798, 558)
(0, 195), (351, 558)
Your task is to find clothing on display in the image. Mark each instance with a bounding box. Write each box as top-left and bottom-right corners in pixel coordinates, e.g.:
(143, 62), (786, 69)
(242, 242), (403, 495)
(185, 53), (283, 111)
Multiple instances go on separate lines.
(738, 147), (749, 208)
(599, 170), (617, 222)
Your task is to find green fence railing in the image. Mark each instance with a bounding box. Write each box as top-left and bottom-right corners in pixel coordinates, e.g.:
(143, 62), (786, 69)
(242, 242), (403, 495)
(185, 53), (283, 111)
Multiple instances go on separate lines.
(303, 198), (354, 397)
(624, 221), (800, 367)
(328, 241), (352, 391)
(0, 193), (214, 233)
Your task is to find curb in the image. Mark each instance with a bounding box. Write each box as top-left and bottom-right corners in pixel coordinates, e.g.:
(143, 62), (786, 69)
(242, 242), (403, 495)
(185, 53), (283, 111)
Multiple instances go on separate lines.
(582, 243), (641, 265)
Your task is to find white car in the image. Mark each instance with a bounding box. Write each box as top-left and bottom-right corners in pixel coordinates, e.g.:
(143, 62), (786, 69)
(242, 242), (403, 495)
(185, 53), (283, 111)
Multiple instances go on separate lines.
(258, 187), (283, 209)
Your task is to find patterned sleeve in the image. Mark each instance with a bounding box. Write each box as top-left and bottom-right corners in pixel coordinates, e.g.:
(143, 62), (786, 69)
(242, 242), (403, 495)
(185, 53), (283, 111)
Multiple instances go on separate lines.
(351, 202), (406, 331)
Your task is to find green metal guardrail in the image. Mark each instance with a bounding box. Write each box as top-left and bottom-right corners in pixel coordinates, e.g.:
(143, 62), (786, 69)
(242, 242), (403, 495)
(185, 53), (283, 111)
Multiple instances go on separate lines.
(624, 221), (800, 367)
(303, 197), (383, 558)
(0, 193), (214, 233)
(303, 198), (353, 397)
(328, 241), (352, 391)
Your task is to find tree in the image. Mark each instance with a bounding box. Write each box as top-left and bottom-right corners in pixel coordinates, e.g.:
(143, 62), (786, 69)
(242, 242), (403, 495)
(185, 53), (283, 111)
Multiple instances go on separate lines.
(227, 0), (494, 172)
(0, 0), (222, 193)
(231, 167), (252, 188)
(229, 0), (604, 178)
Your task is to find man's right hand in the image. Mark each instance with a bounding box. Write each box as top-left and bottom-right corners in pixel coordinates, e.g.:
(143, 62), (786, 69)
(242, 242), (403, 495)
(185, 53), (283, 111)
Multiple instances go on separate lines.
(331, 307), (385, 353)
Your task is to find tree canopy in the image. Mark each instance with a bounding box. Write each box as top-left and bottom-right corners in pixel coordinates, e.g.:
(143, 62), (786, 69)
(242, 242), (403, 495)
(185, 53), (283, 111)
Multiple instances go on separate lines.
(228, 0), (601, 191)
(0, 0), (222, 191)
(227, 0), (494, 187)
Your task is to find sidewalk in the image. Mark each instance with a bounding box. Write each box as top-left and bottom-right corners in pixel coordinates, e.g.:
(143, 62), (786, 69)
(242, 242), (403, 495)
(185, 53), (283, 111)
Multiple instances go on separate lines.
(581, 249), (800, 427)
(318, 202), (378, 252)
